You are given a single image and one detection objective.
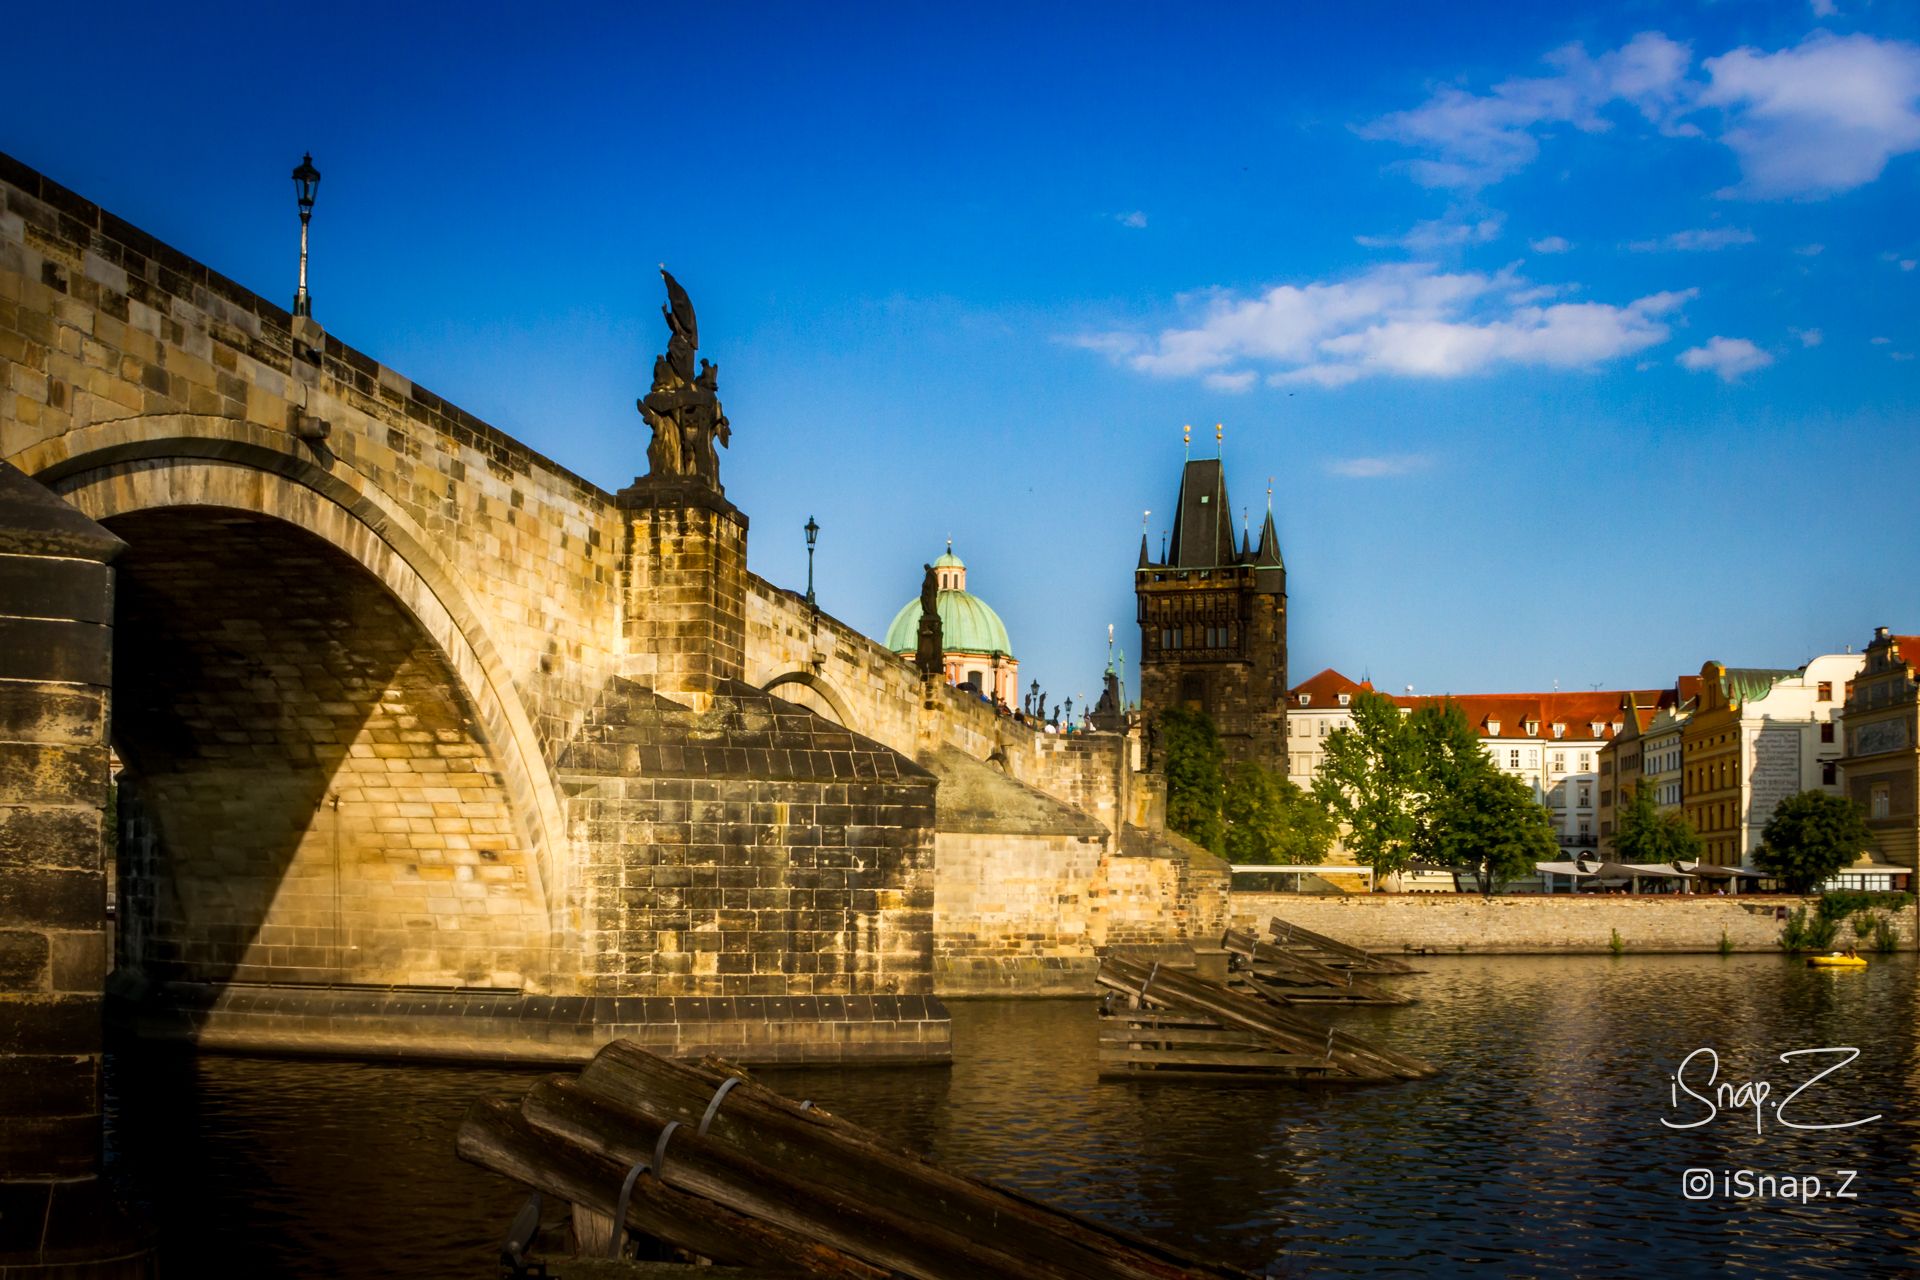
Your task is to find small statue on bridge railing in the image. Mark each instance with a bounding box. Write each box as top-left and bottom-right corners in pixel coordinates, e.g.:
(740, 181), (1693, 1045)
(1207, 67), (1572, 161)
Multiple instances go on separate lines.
(639, 267), (730, 488)
(914, 563), (943, 680)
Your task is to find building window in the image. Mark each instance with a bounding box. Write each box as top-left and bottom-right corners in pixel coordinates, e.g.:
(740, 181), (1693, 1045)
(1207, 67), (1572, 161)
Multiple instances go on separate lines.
(1817, 681), (1832, 701)
(1338, 693), (1350, 706)
(1820, 723), (1834, 744)
(1578, 785), (1592, 808)
(1822, 762), (1837, 785)
(1509, 749), (1521, 769)
(1579, 753), (1592, 772)
(1298, 694), (1311, 707)
(1487, 719), (1501, 735)
(1552, 753), (1566, 774)
(1871, 784), (1890, 819)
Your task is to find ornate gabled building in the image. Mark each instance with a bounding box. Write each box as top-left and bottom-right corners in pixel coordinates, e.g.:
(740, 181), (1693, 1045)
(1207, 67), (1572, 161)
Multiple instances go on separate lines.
(1135, 454), (1287, 771)
(1839, 627), (1920, 879)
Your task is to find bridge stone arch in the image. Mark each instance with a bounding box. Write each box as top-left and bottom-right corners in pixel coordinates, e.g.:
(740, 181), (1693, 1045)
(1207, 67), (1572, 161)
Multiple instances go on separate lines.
(28, 419), (576, 990)
(758, 669), (855, 729)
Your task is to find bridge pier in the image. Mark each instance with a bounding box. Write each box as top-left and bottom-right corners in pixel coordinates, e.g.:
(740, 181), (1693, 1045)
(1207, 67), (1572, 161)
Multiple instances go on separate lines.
(0, 464), (148, 1275)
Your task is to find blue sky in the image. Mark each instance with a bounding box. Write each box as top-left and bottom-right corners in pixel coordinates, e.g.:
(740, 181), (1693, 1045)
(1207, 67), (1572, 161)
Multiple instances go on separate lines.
(9, 1), (1917, 704)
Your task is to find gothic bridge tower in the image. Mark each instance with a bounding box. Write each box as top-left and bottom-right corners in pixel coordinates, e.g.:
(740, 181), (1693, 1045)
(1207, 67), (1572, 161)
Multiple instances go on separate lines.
(1136, 448), (1287, 772)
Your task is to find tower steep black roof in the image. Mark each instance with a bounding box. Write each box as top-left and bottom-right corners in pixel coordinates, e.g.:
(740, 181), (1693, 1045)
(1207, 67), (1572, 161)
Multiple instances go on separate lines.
(1165, 459), (1236, 569)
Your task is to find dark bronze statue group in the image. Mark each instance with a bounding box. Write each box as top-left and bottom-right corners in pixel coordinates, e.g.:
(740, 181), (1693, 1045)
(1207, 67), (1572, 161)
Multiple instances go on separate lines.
(639, 268), (730, 488)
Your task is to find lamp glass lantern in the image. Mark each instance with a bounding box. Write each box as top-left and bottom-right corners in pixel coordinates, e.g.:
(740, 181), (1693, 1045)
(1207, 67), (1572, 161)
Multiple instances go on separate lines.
(803, 515), (819, 608)
(291, 153), (321, 317)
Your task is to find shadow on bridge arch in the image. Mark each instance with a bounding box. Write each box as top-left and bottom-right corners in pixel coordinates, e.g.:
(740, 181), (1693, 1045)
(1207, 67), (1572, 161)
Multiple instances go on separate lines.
(24, 416), (572, 993)
(760, 669), (855, 730)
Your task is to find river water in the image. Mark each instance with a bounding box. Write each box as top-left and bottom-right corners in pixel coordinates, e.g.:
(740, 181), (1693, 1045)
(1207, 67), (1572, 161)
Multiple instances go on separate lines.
(104, 953), (1918, 1277)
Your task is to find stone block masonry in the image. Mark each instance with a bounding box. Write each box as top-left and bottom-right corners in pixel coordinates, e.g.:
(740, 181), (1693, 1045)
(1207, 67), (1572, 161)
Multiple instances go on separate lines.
(560, 680), (939, 1005)
(1227, 892), (1918, 954)
(0, 462), (149, 1270)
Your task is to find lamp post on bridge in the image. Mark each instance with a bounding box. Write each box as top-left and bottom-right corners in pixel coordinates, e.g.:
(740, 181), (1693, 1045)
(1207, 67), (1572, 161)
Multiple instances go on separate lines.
(291, 152), (320, 317)
(804, 515), (819, 610)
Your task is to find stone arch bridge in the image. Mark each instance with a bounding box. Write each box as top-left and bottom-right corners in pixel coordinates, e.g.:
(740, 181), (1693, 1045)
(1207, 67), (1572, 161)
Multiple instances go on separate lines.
(0, 152), (1226, 1234)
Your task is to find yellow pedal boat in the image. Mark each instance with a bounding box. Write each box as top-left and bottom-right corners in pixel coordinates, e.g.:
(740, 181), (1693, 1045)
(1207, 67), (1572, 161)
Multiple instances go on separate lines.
(1807, 953), (1868, 968)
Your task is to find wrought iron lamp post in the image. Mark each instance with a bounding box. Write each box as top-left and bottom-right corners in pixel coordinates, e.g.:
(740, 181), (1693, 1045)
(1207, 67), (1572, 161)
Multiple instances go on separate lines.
(291, 153), (320, 317)
(804, 515), (819, 609)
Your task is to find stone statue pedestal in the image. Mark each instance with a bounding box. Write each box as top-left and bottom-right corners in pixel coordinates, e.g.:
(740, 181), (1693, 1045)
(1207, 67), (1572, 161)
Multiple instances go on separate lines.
(617, 474), (749, 706)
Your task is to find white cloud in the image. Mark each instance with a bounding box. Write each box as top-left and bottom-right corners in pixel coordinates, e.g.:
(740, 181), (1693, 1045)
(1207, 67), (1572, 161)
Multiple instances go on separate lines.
(1871, 335), (1892, 344)
(1893, 351), (1916, 362)
(1628, 227), (1757, 251)
(1074, 263), (1694, 388)
(1701, 34), (1920, 197)
(1794, 243), (1825, 255)
(1325, 454), (1433, 479)
(1203, 371), (1256, 393)
(1678, 336), (1774, 380)
(1115, 210), (1148, 229)
(1530, 235), (1572, 253)
(1791, 327), (1823, 347)
(1810, 0), (1838, 18)
(1367, 31), (1920, 200)
(1905, 260), (1918, 272)
(1360, 32), (1693, 188)
(1356, 215), (1504, 252)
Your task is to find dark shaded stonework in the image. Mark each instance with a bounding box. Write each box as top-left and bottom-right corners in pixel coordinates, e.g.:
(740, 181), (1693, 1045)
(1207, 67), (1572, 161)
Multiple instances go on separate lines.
(555, 678), (947, 1058)
(0, 463), (149, 1273)
(1136, 458), (1287, 771)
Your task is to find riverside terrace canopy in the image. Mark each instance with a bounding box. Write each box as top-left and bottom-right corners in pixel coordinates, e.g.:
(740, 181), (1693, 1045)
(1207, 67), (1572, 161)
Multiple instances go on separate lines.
(1537, 860), (1726, 893)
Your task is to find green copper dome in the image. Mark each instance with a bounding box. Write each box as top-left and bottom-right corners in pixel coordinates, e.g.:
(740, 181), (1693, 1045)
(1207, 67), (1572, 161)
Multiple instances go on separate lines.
(885, 552), (1014, 657)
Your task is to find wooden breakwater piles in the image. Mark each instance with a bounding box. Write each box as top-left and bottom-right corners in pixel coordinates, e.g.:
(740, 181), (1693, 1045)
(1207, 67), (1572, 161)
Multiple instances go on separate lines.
(1096, 915), (1433, 1082)
(1261, 915), (1422, 976)
(1096, 956), (1435, 1083)
(458, 1039), (1261, 1279)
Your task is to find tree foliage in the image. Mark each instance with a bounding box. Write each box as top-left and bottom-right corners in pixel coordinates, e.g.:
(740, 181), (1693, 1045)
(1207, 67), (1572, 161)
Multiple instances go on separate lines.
(1756, 791), (1872, 893)
(1428, 766), (1559, 896)
(1223, 762), (1336, 866)
(1315, 693), (1559, 892)
(1159, 706), (1225, 854)
(1613, 781), (1704, 865)
(1311, 691), (1421, 883)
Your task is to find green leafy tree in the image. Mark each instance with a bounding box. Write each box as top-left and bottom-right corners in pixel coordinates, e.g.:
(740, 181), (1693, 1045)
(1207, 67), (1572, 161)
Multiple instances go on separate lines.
(1406, 701), (1495, 863)
(1159, 706), (1225, 854)
(1312, 690), (1420, 886)
(1756, 791), (1872, 893)
(1223, 762), (1337, 865)
(1613, 782), (1704, 865)
(1429, 768), (1559, 896)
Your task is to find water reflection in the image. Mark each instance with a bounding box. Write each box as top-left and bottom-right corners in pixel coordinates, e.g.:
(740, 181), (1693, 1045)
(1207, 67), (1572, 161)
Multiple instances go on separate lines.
(105, 954), (1917, 1277)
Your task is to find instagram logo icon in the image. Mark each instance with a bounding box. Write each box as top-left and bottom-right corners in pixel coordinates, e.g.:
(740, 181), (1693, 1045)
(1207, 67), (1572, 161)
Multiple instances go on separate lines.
(1681, 1169), (1716, 1200)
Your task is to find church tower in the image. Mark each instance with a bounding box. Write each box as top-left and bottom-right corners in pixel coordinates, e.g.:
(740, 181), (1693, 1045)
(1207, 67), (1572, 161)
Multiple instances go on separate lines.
(1135, 442), (1287, 772)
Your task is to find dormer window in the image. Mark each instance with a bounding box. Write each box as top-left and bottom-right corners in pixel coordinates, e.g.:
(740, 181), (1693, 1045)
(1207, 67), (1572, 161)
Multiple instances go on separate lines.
(1337, 693), (1350, 706)
(1487, 719), (1501, 735)
(1526, 720), (1540, 736)
(1609, 720), (1621, 734)
(1552, 723), (1565, 739)
(1590, 721), (1603, 736)
(1298, 694), (1311, 707)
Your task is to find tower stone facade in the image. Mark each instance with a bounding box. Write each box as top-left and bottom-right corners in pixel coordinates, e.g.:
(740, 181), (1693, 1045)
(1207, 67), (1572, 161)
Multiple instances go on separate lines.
(1136, 458), (1287, 772)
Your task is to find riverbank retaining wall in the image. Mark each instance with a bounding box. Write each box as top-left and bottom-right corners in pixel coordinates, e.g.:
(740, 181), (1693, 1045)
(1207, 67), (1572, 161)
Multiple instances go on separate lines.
(1227, 893), (1918, 954)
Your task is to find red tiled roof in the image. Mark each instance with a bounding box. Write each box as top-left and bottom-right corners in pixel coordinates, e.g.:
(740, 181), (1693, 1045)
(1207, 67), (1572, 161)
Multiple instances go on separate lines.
(1388, 690), (1670, 742)
(1893, 636), (1920, 670)
(1287, 668), (1374, 708)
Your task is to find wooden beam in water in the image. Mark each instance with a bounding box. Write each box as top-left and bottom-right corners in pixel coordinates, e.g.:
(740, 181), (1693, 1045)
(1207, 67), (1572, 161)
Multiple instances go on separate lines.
(1266, 916), (1420, 974)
